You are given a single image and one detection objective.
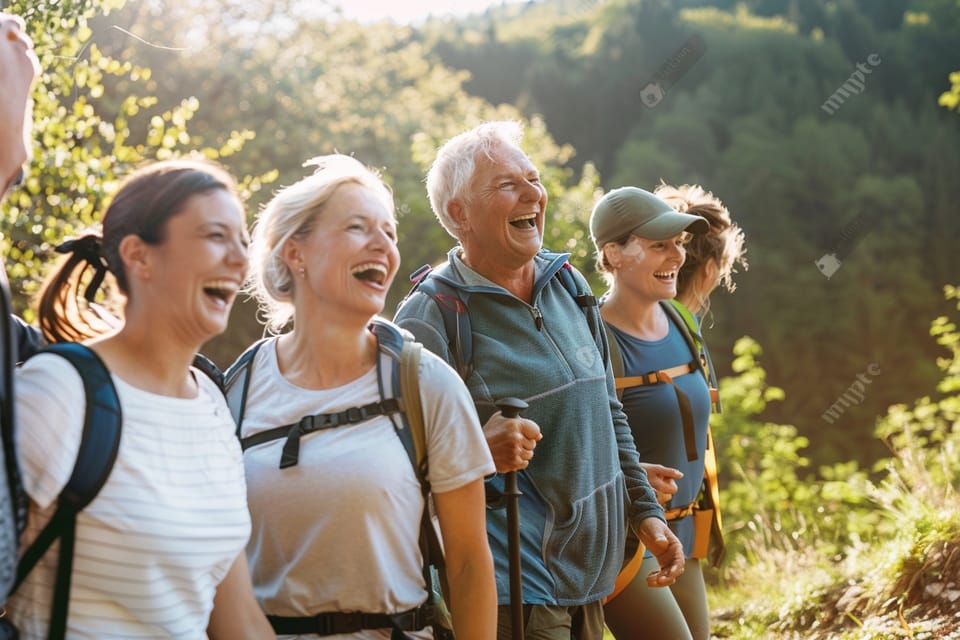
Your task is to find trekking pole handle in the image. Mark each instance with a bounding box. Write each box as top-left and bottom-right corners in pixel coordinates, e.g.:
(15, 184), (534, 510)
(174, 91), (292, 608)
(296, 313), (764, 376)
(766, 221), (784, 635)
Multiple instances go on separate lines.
(495, 397), (528, 420)
(495, 397), (528, 640)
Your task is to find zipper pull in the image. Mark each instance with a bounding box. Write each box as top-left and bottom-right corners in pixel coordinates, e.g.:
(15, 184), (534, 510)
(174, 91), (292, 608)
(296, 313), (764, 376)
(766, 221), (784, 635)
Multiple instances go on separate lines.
(533, 307), (543, 331)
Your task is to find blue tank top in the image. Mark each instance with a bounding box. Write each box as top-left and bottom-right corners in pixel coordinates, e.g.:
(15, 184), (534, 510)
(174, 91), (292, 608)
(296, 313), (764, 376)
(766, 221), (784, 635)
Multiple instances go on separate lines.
(607, 319), (712, 556)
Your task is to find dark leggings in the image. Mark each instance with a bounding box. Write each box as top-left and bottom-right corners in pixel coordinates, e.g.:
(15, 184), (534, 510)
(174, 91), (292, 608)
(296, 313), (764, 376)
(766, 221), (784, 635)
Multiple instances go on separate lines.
(602, 557), (709, 640)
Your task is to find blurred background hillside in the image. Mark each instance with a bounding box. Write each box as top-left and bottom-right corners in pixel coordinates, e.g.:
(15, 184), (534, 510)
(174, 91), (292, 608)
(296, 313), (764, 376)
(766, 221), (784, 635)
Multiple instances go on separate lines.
(6, 0), (958, 475)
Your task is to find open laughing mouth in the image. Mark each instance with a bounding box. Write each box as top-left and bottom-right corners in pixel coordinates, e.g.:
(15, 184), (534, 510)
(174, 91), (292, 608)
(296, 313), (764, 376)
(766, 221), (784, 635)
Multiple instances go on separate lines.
(654, 270), (677, 283)
(509, 213), (537, 229)
(202, 280), (239, 307)
(351, 262), (388, 286)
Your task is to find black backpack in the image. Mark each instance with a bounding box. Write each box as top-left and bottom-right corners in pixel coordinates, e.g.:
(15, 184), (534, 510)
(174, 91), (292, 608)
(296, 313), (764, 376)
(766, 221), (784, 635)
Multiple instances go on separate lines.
(223, 318), (453, 639)
(3, 344), (223, 640)
(0, 294), (30, 607)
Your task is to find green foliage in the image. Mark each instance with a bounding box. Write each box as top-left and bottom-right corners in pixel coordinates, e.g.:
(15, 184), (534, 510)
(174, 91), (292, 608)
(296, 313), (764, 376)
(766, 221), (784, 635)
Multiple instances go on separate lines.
(1, 0), (266, 321)
(711, 287), (960, 638)
(711, 337), (879, 572)
(940, 70), (960, 111)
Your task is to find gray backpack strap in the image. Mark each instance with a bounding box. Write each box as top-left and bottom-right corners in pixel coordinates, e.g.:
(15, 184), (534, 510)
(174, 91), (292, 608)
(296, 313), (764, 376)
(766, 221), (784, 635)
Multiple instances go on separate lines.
(604, 323), (626, 401)
(223, 338), (269, 433)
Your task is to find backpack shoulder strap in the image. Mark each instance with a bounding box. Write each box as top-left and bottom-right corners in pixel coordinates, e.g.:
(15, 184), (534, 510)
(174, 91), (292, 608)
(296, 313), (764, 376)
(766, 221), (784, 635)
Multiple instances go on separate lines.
(223, 338), (270, 433)
(371, 319), (450, 626)
(661, 300), (726, 565)
(14, 343), (122, 639)
(603, 323), (626, 401)
(28, 344), (122, 513)
(403, 265), (473, 382)
(370, 319), (424, 480)
(399, 337), (426, 479)
(191, 353), (224, 392)
(555, 262), (608, 367)
(407, 266), (473, 382)
(662, 299), (720, 410)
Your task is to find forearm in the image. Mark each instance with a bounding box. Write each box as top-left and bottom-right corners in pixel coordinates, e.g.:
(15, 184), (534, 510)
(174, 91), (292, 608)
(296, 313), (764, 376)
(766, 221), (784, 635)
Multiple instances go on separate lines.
(446, 553), (497, 640)
(434, 480), (497, 640)
(207, 553), (275, 640)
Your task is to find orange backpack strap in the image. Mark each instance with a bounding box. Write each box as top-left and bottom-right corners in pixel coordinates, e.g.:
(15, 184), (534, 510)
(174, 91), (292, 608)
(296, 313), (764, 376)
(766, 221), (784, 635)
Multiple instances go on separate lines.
(603, 540), (646, 604)
(612, 360), (699, 463)
(700, 426), (725, 566)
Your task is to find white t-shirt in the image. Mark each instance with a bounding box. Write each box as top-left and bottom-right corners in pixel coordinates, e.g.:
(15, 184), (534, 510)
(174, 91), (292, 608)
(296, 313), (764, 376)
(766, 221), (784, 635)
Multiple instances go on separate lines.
(241, 338), (494, 640)
(8, 352), (251, 640)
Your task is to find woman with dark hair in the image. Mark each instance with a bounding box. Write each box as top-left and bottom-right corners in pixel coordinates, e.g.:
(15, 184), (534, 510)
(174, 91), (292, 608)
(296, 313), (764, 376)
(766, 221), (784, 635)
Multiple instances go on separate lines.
(6, 158), (273, 639)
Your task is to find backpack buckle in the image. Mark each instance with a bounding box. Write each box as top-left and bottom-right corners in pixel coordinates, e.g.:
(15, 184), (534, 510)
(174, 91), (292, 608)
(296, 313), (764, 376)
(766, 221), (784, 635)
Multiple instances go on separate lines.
(409, 264), (433, 284)
(301, 414), (332, 434)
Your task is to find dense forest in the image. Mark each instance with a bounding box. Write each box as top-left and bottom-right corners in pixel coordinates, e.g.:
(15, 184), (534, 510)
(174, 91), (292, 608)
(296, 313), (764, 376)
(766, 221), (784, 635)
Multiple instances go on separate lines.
(6, 0), (957, 474)
(3, 1), (959, 634)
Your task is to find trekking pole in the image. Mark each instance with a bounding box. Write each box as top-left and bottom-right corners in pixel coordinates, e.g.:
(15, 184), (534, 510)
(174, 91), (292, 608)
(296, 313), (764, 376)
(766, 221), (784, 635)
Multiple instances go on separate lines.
(495, 397), (529, 640)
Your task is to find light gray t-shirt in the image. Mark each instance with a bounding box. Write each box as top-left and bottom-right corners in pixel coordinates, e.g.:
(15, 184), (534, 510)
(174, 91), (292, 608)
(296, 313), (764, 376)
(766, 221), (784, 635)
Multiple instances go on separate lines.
(241, 338), (494, 639)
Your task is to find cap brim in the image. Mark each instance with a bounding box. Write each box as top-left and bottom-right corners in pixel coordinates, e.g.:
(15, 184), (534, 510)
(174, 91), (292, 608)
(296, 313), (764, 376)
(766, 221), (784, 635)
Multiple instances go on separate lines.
(632, 211), (709, 240)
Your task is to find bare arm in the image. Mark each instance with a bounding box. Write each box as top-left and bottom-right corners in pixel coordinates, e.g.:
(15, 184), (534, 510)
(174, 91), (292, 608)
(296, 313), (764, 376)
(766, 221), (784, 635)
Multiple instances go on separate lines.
(433, 478), (497, 640)
(207, 552), (275, 640)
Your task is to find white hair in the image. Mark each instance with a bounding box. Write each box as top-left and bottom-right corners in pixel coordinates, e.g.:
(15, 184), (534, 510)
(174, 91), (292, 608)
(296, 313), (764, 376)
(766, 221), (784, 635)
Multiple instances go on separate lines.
(425, 120), (524, 239)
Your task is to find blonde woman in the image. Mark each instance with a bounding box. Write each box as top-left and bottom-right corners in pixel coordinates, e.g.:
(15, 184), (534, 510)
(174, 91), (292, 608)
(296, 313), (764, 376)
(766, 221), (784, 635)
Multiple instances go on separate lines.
(232, 155), (496, 639)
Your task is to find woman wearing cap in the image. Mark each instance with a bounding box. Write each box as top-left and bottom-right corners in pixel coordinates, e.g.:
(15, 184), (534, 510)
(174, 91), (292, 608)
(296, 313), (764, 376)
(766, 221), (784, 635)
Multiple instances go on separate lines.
(590, 186), (713, 640)
(655, 183), (747, 320)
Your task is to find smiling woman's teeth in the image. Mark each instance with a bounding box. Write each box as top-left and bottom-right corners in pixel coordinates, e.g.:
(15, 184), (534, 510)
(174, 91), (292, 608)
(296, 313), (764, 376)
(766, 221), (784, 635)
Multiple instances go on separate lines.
(202, 280), (238, 301)
(352, 263), (387, 285)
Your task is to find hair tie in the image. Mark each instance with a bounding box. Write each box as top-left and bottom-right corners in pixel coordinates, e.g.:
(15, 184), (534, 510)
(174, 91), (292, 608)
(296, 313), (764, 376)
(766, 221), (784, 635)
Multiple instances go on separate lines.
(56, 234), (108, 302)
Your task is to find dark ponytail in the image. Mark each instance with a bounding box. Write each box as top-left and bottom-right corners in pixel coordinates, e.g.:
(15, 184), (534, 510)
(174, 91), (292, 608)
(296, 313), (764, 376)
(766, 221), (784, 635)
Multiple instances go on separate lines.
(37, 234), (117, 343)
(36, 157), (238, 343)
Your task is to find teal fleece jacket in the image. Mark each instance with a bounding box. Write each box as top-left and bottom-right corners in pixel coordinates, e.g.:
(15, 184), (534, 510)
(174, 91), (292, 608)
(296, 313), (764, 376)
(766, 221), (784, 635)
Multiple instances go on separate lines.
(394, 248), (663, 606)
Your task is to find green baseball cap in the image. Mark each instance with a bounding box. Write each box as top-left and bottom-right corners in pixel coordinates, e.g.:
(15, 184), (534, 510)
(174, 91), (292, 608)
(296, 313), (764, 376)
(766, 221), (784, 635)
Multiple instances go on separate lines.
(590, 186), (709, 247)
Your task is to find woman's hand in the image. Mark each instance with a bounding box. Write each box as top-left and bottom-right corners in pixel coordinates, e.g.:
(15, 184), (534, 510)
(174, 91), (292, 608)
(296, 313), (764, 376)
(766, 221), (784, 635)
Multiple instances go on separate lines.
(641, 462), (683, 505)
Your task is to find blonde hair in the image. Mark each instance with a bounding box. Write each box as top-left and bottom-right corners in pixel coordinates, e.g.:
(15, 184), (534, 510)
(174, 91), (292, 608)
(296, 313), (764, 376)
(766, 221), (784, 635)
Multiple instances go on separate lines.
(246, 154), (394, 333)
(653, 183), (747, 303)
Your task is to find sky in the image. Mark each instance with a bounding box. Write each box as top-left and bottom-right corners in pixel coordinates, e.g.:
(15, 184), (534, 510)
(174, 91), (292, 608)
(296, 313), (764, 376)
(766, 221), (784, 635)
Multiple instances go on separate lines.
(336, 0), (527, 24)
